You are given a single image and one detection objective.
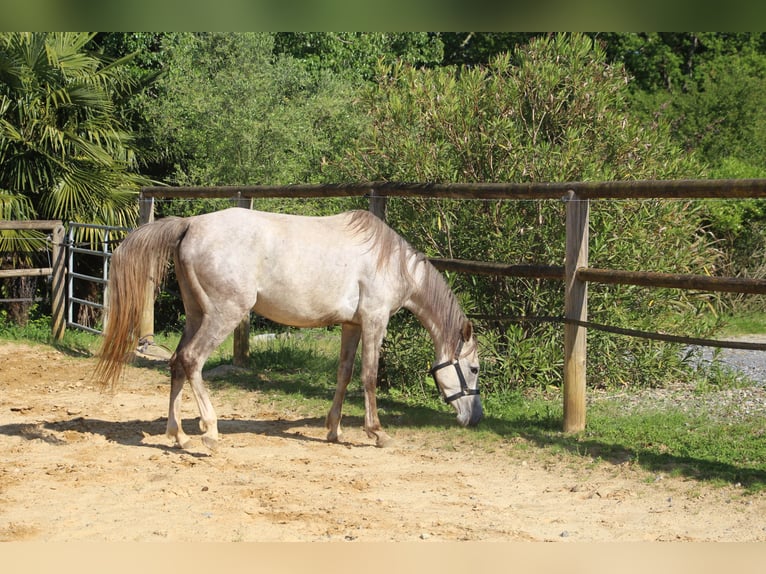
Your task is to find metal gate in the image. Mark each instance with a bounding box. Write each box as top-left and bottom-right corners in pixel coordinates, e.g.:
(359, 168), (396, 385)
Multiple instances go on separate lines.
(66, 223), (130, 334)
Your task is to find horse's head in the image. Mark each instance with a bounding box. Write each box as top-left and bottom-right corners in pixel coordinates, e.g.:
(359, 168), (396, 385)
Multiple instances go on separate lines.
(430, 322), (483, 427)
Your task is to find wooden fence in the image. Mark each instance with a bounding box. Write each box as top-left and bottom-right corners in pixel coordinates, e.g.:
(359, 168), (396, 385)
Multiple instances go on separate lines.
(139, 179), (766, 432)
(0, 220), (66, 340)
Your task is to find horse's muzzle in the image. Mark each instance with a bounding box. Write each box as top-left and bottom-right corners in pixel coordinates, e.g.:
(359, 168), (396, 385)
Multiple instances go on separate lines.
(456, 396), (484, 427)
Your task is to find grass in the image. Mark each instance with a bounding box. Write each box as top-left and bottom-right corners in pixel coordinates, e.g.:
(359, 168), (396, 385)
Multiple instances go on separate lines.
(2, 317), (766, 492)
(718, 312), (766, 336)
(582, 406), (766, 489)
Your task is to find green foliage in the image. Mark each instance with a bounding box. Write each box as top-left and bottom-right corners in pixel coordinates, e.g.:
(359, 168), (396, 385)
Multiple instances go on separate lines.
(376, 312), (437, 399)
(676, 52), (766, 294)
(0, 307), (96, 355)
(274, 33), (444, 82)
(585, 402), (766, 489)
(0, 308), (52, 342)
(138, 33), (368, 193)
(0, 32), (153, 325)
(598, 33), (766, 94)
(338, 33), (714, 391)
(613, 34), (766, 298)
(440, 33), (535, 66)
(669, 50), (766, 168)
(718, 312), (766, 335)
(0, 32), (150, 229)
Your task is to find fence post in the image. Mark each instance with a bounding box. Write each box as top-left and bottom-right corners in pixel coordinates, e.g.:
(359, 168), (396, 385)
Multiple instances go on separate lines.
(563, 190), (589, 432)
(233, 195), (253, 366)
(50, 224), (66, 341)
(138, 193), (155, 345)
(369, 189), (388, 221)
(368, 188), (390, 386)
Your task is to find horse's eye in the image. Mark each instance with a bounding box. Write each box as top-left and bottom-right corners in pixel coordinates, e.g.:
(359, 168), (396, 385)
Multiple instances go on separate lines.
(470, 366), (479, 375)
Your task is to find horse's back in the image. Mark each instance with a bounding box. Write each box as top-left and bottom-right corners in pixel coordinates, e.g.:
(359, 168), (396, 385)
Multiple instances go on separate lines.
(176, 208), (407, 327)
(182, 207), (361, 248)
(179, 208), (375, 270)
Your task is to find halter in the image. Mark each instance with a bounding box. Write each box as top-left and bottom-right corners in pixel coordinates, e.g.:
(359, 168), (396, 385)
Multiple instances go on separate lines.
(428, 339), (480, 404)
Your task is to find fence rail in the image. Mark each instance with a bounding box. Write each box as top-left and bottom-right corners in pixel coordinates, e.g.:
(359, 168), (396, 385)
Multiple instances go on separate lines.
(0, 267), (53, 279)
(140, 178), (766, 200)
(0, 220), (65, 339)
(135, 178), (766, 432)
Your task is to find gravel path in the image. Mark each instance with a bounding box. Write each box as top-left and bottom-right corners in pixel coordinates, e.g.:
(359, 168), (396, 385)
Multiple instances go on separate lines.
(692, 335), (766, 387)
(590, 336), (766, 422)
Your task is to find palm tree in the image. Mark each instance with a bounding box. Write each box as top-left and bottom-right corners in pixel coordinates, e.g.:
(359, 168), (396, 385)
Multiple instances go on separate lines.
(0, 32), (153, 323)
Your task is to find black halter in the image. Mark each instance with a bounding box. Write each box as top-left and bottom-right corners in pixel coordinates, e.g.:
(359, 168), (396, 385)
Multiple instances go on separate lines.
(428, 339), (480, 404)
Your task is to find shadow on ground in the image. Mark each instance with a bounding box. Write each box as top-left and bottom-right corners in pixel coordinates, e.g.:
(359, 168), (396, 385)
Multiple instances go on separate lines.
(30, 341), (765, 489)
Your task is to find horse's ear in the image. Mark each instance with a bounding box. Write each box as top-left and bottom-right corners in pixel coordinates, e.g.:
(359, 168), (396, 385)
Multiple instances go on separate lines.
(461, 320), (473, 342)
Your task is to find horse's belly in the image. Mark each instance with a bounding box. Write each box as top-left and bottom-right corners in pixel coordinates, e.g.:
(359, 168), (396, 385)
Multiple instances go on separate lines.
(252, 289), (359, 328)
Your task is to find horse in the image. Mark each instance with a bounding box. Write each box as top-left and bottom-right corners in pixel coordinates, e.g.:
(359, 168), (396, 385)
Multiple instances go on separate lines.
(95, 207), (483, 449)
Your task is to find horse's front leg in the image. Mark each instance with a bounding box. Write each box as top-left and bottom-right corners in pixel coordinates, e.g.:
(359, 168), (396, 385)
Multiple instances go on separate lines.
(360, 323), (394, 448)
(326, 323), (361, 443)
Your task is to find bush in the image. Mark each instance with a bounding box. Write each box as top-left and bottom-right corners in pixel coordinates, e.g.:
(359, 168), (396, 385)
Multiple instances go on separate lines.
(338, 34), (717, 391)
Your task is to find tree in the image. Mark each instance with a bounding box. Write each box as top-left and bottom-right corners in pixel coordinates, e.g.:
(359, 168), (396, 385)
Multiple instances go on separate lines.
(440, 32), (536, 66)
(597, 33), (766, 93)
(274, 33), (444, 81)
(615, 35), (766, 289)
(0, 32), (152, 324)
(0, 33), (150, 228)
(139, 33), (367, 200)
(337, 34), (714, 391)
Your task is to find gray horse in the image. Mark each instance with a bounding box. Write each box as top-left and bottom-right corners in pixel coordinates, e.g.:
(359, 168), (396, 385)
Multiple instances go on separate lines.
(96, 208), (482, 449)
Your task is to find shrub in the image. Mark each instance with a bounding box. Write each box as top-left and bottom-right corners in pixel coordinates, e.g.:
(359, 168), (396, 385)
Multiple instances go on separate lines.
(338, 34), (716, 391)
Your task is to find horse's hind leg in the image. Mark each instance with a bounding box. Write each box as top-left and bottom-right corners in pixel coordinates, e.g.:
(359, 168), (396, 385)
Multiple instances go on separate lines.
(166, 315), (201, 449)
(171, 336), (221, 450)
(188, 359), (220, 450)
(168, 247), (256, 450)
(326, 323), (361, 443)
(167, 354), (192, 449)
(175, 310), (251, 450)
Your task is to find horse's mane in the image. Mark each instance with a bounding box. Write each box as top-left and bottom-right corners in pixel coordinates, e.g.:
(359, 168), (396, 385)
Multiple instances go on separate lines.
(346, 210), (417, 278)
(346, 210), (468, 351)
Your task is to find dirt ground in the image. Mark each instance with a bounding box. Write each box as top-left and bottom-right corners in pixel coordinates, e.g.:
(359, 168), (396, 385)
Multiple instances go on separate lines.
(1, 340), (765, 542)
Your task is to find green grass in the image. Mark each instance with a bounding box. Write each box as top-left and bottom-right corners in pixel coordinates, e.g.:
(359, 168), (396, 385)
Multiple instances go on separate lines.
(718, 312), (766, 336)
(581, 405), (766, 490)
(200, 330), (766, 492)
(0, 314), (99, 356)
(3, 319), (765, 492)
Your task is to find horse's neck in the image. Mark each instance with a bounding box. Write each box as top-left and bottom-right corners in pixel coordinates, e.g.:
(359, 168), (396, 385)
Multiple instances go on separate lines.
(404, 261), (463, 361)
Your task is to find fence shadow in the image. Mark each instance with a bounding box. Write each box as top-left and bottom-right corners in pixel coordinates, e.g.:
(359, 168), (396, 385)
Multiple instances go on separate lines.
(202, 365), (766, 489)
(473, 412), (766, 489)
(374, 389), (766, 489)
(0, 412), (375, 457)
(1, 401), (762, 488)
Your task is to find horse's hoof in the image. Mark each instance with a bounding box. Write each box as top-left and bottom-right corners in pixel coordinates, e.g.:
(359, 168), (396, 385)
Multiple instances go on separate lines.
(201, 435), (219, 451)
(169, 431), (192, 450)
(375, 434), (395, 448)
(177, 437), (193, 450)
(326, 430), (342, 443)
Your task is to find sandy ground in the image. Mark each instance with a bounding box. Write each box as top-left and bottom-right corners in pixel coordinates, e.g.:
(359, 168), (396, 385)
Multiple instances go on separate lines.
(1, 340), (765, 542)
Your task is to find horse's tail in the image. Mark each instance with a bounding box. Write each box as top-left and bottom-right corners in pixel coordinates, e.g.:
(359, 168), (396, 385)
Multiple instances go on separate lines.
(95, 217), (190, 388)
